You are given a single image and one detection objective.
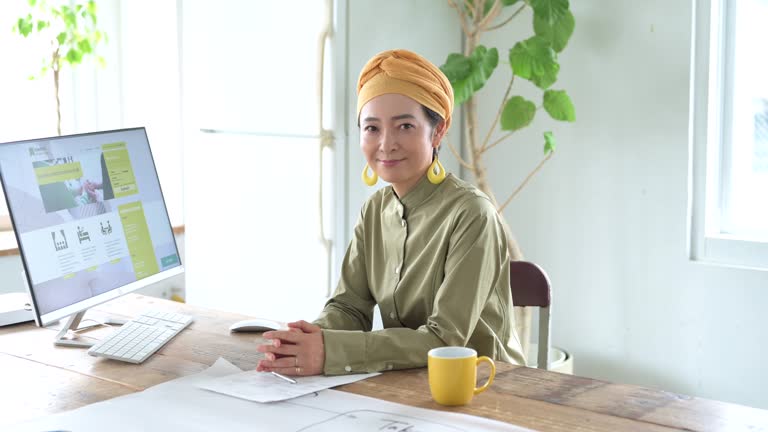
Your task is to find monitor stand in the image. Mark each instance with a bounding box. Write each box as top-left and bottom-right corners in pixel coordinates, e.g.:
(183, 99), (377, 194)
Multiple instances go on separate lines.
(53, 310), (128, 348)
(18, 270), (127, 348)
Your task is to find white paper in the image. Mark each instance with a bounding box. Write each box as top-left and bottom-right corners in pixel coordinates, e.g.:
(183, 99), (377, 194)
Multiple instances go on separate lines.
(11, 358), (532, 432)
(196, 369), (380, 402)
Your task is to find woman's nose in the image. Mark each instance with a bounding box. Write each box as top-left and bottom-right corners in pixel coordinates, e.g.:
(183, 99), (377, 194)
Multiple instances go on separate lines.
(379, 129), (397, 152)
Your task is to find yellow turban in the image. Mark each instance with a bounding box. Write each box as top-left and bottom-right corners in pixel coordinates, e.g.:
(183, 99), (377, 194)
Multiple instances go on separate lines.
(356, 49), (454, 131)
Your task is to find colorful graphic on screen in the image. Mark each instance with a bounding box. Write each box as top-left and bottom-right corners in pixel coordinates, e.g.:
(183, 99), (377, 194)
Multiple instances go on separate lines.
(0, 128), (180, 317)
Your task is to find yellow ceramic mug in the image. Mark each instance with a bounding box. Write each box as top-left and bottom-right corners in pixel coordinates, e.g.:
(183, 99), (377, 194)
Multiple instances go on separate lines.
(428, 346), (496, 406)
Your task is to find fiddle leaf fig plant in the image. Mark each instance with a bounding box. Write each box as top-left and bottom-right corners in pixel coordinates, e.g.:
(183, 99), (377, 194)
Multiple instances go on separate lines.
(441, 0), (576, 260)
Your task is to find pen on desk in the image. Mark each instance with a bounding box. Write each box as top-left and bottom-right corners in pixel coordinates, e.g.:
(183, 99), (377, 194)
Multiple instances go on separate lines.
(271, 371), (297, 384)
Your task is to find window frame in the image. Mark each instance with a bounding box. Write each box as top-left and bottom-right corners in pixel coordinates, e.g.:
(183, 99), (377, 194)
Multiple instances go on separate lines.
(689, 0), (768, 270)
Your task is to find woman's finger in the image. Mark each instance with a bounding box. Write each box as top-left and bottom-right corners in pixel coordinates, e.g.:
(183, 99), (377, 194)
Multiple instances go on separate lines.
(263, 330), (303, 343)
(258, 342), (299, 356)
(263, 365), (311, 377)
(256, 355), (297, 370)
(287, 320), (321, 333)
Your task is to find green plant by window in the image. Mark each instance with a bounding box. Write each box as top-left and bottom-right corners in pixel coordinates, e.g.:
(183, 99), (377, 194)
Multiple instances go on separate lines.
(12, 0), (106, 135)
(441, 0), (576, 259)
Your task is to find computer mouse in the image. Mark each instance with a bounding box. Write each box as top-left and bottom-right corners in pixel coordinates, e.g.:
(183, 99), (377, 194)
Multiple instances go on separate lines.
(229, 318), (283, 333)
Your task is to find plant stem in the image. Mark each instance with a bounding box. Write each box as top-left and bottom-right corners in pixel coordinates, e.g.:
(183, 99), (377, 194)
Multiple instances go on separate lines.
(497, 151), (554, 213)
(448, 0), (472, 39)
(446, 141), (474, 171)
(485, 3), (527, 32)
(482, 131), (514, 154)
(477, 0), (503, 32)
(461, 14), (524, 260)
(53, 49), (61, 136)
(480, 75), (514, 151)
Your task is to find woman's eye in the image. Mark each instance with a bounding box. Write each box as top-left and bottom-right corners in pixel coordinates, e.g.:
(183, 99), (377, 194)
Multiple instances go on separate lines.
(364, 125), (378, 133)
(400, 123), (414, 130)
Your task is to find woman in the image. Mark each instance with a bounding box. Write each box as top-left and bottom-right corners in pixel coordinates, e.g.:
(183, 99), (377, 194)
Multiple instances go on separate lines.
(257, 49), (525, 376)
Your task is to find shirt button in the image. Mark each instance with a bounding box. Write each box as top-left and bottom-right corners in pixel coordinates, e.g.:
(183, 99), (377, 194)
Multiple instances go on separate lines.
(401, 219), (406, 227)
(394, 266), (400, 274)
(389, 312), (396, 320)
(344, 365), (352, 372)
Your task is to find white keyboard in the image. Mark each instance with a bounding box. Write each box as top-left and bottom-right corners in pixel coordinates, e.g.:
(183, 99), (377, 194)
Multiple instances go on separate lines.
(88, 310), (193, 364)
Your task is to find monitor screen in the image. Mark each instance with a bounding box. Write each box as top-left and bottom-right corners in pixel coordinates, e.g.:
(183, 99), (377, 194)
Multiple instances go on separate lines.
(0, 128), (183, 326)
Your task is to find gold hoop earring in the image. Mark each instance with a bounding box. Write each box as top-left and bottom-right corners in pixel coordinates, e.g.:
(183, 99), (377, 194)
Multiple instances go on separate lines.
(427, 156), (446, 185)
(362, 163), (378, 186)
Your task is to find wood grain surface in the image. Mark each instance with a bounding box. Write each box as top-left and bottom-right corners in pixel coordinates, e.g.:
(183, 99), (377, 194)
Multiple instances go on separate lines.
(1, 294), (766, 431)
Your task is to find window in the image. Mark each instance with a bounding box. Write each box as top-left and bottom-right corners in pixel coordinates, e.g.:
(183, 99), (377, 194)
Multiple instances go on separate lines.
(0, 1), (184, 229)
(0, 2), (64, 226)
(75, 0), (184, 227)
(690, 0), (768, 268)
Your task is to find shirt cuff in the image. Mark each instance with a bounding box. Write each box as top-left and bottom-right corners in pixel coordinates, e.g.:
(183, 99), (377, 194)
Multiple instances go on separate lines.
(322, 329), (368, 375)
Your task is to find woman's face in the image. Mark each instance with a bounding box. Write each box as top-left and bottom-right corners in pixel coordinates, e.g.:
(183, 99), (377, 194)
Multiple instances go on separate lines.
(359, 93), (445, 197)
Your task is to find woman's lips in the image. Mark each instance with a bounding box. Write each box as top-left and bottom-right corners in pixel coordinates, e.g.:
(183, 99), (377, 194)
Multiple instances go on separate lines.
(379, 159), (403, 167)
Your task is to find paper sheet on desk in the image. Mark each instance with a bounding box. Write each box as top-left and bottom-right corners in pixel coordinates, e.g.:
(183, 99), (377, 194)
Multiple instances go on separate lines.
(197, 369), (381, 402)
(12, 358), (532, 432)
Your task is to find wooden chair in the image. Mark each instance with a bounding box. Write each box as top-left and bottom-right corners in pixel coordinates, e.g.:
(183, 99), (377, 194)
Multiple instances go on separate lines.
(509, 261), (552, 370)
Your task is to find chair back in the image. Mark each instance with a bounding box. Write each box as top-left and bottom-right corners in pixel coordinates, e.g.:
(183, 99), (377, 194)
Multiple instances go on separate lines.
(509, 261), (552, 369)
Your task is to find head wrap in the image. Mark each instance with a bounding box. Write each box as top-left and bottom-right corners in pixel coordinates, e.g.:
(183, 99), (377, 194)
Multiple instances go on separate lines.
(356, 49), (454, 131)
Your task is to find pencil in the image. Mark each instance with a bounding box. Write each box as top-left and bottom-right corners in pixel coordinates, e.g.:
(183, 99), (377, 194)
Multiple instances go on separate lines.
(271, 371), (297, 384)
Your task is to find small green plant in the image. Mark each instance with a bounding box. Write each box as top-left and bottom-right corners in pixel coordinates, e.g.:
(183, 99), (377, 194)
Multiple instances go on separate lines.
(440, 0), (576, 259)
(12, 0), (106, 135)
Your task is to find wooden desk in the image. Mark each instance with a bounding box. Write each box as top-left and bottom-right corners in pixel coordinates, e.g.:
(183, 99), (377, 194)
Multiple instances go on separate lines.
(1, 294), (766, 431)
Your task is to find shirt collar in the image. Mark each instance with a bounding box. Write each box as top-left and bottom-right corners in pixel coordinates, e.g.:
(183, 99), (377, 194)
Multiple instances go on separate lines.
(394, 173), (448, 210)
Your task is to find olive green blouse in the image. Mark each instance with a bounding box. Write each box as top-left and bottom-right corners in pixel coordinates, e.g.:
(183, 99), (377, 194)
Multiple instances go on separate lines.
(314, 173), (526, 375)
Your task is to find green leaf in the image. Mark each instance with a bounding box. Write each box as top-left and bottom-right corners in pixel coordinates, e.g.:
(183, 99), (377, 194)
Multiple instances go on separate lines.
(56, 31), (67, 45)
(28, 0), (37, 6)
(543, 89), (575, 121)
(442, 54), (472, 82)
(543, 131), (556, 155)
(36, 20), (47, 31)
(500, 96), (536, 131)
(533, 8), (574, 52)
(17, 15), (34, 36)
(61, 6), (78, 28)
(509, 35), (559, 89)
(530, 0), (569, 23)
(66, 48), (83, 64)
(78, 39), (92, 54)
(441, 45), (498, 105)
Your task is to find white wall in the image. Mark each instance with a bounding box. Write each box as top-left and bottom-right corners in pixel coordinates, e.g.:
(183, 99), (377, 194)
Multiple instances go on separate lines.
(474, 1), (768, 409)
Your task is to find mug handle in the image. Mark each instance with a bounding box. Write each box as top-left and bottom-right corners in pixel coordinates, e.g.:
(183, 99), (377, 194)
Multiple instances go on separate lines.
(473, 356), (496, 395)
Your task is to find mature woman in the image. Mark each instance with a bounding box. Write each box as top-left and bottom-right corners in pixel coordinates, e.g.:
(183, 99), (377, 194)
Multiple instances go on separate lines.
(257, 49), (525, 376)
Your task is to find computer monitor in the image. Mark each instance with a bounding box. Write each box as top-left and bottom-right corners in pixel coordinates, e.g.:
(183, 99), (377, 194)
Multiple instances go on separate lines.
(0, 127), (183, 342)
